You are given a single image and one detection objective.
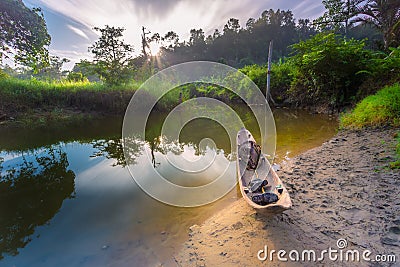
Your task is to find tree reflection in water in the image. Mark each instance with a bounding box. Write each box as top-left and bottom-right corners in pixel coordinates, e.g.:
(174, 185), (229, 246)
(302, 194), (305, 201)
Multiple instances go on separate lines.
(0, 148), (75, 259)
(90, 135), (214, 169)
(89, 134), (224, 169)
(91, 137), (145, 167)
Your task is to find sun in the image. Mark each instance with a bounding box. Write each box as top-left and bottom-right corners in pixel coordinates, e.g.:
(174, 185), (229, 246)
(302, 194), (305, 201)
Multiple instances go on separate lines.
(149, 42), (161, 56)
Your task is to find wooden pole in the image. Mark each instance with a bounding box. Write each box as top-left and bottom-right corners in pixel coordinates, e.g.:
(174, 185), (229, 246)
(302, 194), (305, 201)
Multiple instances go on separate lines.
(266, 40), (273, 103)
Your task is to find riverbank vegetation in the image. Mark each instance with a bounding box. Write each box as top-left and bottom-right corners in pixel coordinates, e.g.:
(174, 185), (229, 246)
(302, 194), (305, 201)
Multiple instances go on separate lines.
(391, 132), (400, 169)
(340, 83), (400, 129)
(0, 77), (136, 115)
(339, 83), (400, 169)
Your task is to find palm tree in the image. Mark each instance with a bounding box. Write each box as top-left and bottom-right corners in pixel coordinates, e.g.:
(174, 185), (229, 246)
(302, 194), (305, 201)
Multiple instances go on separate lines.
(353, 0), (400, 49)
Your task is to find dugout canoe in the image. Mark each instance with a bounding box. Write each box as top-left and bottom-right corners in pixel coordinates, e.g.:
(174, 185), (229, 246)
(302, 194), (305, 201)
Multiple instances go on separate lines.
(237, 127), (292, 214)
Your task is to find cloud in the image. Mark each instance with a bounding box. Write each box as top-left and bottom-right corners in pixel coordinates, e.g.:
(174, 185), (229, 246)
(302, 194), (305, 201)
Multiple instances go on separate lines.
(67, 24), (90, 40)
(34, 0), (324, 40)
(291, 0), (326, 19)
(26, 0), (325, 69)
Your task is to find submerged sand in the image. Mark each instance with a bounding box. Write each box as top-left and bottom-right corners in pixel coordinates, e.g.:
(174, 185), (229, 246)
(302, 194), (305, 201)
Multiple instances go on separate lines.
(175, 128), (400, 266)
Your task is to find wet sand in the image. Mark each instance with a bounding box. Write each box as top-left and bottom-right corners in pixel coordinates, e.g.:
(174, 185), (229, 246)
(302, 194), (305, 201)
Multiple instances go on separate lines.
(175, 128), (400, 266)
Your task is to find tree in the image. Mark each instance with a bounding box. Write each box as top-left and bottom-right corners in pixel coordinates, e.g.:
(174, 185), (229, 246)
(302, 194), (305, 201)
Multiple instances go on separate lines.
(289, 33), (371, 107)
(223, 18), (240, 34)
(189, 29), (206, 46)
(89, 25), (134, 85)
(260, 9), (295, 27)
(0, 0), (51, 72)
(35, 56), (69, 80)
(352, 0), (400, 49)
(297, 19), (317, 40)
(71, 59), (100, 82)
(245, 18), (256, 32)
(314, 0), (363, 34)
(162, 31), (179, 49)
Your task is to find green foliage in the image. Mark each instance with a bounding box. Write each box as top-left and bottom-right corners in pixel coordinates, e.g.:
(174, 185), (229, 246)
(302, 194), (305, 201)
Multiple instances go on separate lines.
(0, 76), (183, 119)
(89, 25), (134, 85)
(0, 69), (9, 80)
(353, 0), (400, 49)
(355, 46), (400, 99)
(239, 65), (267, 91)
(289, 32), (371, 107)
(390, 132), (400, 169)
(34, 56), (70, 80)
(397, 133), (400, 156)
(340, 83), (400, 128)
(0, 0), (51, 71)
(366, 46), (400, 79)
(314, 0), (363, 33)
(270, 60), (294, 100)
(0, 77), (139, 115)
(71, 60), (100, 82)
(237, 61), (295, 103)
(209, 34), (398, 108)
(66, 72), (88, 83)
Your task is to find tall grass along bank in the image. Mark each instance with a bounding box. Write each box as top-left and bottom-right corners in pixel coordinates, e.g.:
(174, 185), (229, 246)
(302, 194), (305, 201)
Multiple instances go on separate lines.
(340, 83), (400, 129)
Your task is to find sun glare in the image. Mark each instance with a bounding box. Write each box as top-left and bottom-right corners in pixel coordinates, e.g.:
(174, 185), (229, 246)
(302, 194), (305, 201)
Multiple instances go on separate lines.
(149, 42), (161, 56)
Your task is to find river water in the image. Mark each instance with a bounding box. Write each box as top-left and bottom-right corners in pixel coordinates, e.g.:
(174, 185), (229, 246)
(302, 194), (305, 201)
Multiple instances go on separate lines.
(0, 109), (337, 266)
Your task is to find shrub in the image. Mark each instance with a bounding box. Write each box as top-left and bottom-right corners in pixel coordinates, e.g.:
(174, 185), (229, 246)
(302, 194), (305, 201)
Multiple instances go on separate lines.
(288, 33), (372, 107)
(66, 72), (88, 83)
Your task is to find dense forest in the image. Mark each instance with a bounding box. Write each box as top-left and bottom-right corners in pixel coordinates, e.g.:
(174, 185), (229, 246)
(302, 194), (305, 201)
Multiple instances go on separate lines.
(0, 0), (399, 115)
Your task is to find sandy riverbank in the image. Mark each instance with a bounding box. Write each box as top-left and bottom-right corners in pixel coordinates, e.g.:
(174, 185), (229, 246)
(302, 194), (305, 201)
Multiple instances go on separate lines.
(175, 128), (400, 266)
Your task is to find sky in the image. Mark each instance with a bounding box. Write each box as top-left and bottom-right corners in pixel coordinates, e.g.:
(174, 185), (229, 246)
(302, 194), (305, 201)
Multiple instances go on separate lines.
(23, 0), (326, 69)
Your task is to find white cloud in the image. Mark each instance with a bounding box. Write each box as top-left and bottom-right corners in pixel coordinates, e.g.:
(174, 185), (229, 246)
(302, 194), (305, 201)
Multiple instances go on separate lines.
(34, 0), (323, 51)
(28, 0), (324, 69)
(292, 0), (325, 19)
(67, 24), (90, 40)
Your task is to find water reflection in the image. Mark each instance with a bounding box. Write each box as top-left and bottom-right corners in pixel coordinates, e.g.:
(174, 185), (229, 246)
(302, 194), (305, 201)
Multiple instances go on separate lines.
(0, 109), (338, 266)
(90, 137), (147, 167)
(0, 147), (75, 259)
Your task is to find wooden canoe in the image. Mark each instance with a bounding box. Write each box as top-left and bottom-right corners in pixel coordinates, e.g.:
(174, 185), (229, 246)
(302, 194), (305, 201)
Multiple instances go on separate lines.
(236, 127), (292, 214)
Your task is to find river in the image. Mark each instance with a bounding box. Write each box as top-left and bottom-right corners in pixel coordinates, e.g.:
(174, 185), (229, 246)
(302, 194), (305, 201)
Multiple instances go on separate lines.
(0, 109), (337, 266)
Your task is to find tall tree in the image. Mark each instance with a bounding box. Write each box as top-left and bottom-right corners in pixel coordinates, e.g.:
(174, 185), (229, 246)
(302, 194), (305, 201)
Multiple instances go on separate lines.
(36, 55), (69, 80)
(223, 18), (240, 34)
(353, 0), (400, 49)
(0, 0), (51, 72)
(314, 0), (363, 34)
(297, 19), (317, 40)
(141, 26), (151, 59)
(162, 31), (179, 50)
(70, 59), (100, 82)
(89, 25), (134, 85)
(189, 29), (206, 46)
(245, 18), (256, 32)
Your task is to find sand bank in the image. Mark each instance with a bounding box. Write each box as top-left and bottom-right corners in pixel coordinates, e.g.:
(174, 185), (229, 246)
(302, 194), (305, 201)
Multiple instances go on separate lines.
(175, 128), (400, 266)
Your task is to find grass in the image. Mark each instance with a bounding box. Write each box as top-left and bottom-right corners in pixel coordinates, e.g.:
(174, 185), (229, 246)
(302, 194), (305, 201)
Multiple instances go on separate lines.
(0, 77), (137, 114)
(340, 83), (400, 169)
(389, 132), (400, 169)
(0, 76), (191, 127)
(340, 83), (400, 129)
(0, 77), (169, 118)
